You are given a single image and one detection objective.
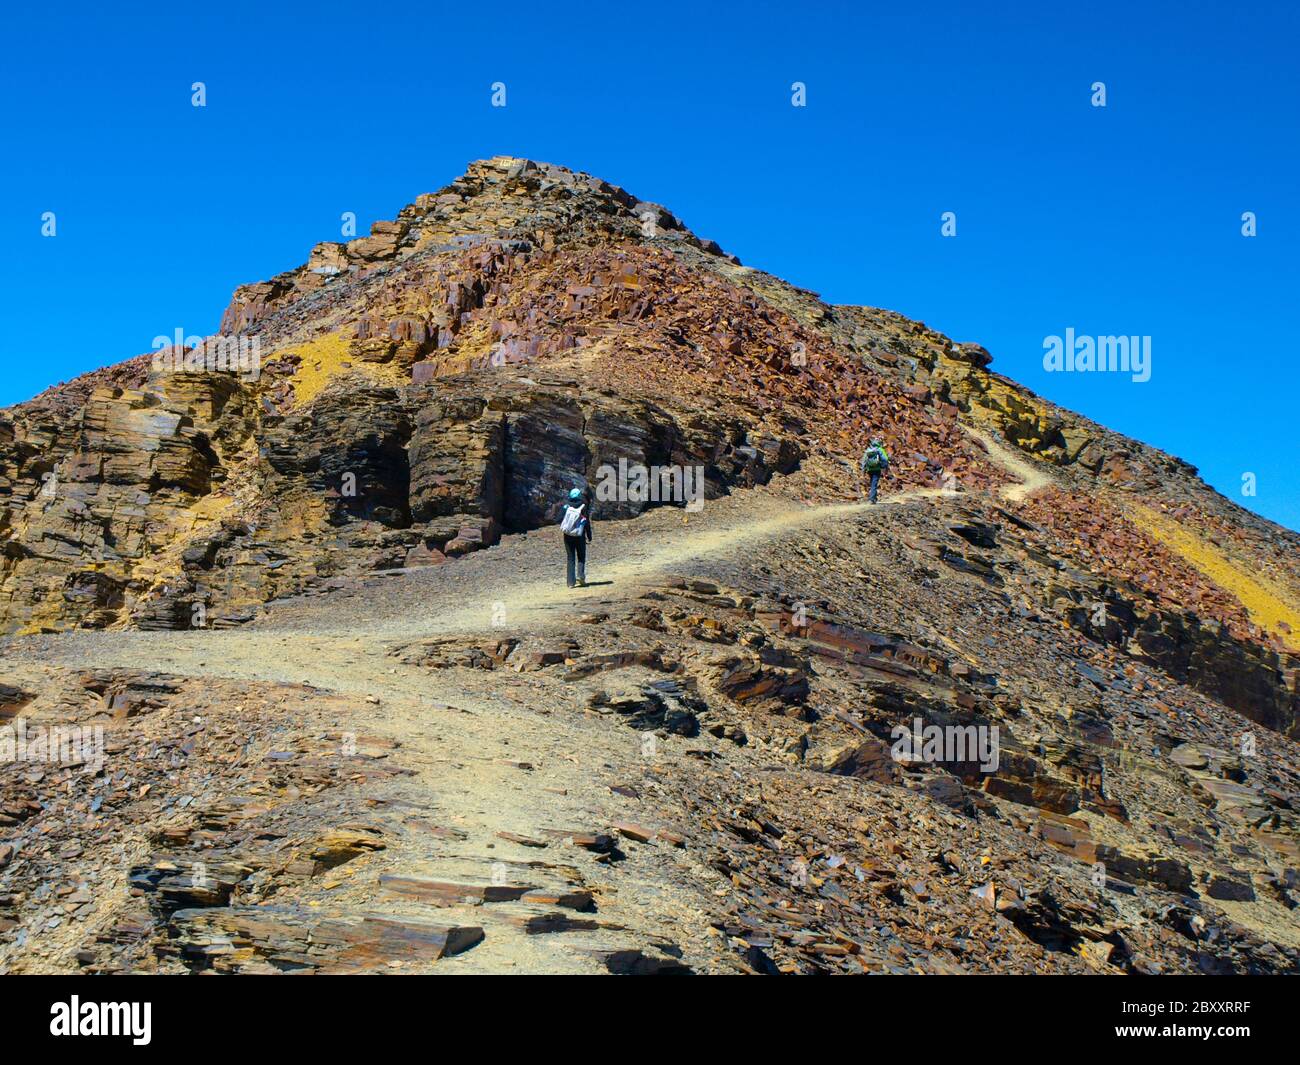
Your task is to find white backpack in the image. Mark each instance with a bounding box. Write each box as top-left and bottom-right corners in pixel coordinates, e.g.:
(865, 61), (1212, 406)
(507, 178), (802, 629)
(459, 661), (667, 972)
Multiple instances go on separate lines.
(560, 504), (587, 535)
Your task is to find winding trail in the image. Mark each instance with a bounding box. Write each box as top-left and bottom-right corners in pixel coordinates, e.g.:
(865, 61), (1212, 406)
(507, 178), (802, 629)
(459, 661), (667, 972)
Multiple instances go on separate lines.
(6, 425), (1050, 682)
(966, 425), (1056, 503)
(1, 427), (1053, 974)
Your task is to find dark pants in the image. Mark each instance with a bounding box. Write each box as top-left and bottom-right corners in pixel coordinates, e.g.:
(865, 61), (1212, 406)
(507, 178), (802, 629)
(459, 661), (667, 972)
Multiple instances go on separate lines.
(867, 471), (881, 503)
(564, 534), (587, 586)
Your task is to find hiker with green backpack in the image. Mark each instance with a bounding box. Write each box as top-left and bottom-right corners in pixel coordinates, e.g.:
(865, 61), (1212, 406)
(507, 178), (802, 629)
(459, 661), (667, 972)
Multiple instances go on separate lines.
(859, 439), (890, 503)
(558, 487), (593, 588)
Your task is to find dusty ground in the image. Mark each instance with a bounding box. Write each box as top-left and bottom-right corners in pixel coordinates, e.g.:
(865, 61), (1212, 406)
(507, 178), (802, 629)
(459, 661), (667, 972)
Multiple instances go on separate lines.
(2, 476), (944, 973)
(4, 435), (1297, 975)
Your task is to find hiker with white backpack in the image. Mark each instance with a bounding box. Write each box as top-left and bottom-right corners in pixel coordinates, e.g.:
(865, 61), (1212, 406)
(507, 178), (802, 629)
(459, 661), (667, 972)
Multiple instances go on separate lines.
(558, 487), (593, 588)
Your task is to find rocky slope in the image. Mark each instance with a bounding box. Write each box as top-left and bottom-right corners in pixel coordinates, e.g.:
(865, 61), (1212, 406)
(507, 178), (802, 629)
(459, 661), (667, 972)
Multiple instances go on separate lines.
(1, 156), (1298, 974)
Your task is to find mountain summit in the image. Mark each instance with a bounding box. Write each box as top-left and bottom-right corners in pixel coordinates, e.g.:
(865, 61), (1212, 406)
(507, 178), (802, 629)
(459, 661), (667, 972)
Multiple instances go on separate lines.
(1, 157), (1298, 974)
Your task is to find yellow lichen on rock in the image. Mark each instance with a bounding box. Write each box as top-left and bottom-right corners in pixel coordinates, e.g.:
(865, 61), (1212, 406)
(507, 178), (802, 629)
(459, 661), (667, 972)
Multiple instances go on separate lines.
(279, 332), (404, 408)
(1130, 504), (1300, 651)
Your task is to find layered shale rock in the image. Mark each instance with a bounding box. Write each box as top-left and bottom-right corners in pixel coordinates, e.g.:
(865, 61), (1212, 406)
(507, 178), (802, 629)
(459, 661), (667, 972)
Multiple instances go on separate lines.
(2, 156), (1300, 975)
(2, 155), (1295, 739)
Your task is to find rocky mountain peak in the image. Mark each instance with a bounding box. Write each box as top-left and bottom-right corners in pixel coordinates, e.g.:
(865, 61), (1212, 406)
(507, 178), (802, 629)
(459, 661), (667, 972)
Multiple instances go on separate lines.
(219, 155), (730, 340)
(2, 158), (1299, 976)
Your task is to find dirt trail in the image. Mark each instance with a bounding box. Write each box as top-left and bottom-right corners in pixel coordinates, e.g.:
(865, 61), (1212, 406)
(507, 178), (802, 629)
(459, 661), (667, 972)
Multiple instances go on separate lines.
(410, 485), (954, 641)
(6, 482), (977, 686)
(12, 426), (1047, 677)
(962, 424), (1057, 503)
(407, 426), (1045, 642)
(3, 428), (1051, 974)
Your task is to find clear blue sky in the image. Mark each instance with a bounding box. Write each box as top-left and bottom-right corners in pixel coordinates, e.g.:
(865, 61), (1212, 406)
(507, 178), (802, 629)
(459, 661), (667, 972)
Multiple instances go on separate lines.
(3, 1), (1296, 529)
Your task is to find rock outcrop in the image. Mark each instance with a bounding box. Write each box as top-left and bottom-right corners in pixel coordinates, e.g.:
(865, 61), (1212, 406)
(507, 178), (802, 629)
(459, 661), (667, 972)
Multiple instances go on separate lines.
(2, 157), (1299, 975)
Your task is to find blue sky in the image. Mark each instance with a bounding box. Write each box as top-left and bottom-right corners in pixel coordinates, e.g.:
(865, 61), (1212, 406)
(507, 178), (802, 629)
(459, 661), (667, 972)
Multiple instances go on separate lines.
(3, 1), (1297, 529)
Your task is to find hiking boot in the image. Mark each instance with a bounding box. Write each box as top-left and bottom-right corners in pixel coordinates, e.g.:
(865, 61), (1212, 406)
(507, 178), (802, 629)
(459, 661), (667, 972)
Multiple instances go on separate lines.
(576, 578), (587, 587)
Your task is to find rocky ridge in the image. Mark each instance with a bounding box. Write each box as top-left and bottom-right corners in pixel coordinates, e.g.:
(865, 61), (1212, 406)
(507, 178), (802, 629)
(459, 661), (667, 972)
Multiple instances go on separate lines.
(1, 156), (1298, 974)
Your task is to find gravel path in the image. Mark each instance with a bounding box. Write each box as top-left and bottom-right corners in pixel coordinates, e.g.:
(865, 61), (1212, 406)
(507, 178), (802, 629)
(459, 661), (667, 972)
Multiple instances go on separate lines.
(0, 436), (1040, 973)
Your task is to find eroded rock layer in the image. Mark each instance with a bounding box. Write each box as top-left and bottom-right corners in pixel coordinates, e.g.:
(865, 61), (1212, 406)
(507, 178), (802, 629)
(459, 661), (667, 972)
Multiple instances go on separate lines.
(2, 156), (1298, 974)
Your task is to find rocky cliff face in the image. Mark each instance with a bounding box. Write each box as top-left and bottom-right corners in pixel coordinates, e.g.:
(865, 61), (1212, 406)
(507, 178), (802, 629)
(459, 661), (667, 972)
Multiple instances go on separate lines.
(0, 157), (982, 634)
(4, 156), (1295, 705)
(2, 157), (1299, 974)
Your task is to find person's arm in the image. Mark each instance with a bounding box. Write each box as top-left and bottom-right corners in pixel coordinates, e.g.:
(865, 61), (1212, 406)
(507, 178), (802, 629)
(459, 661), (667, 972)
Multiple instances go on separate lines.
(584, 506), (593, 542)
